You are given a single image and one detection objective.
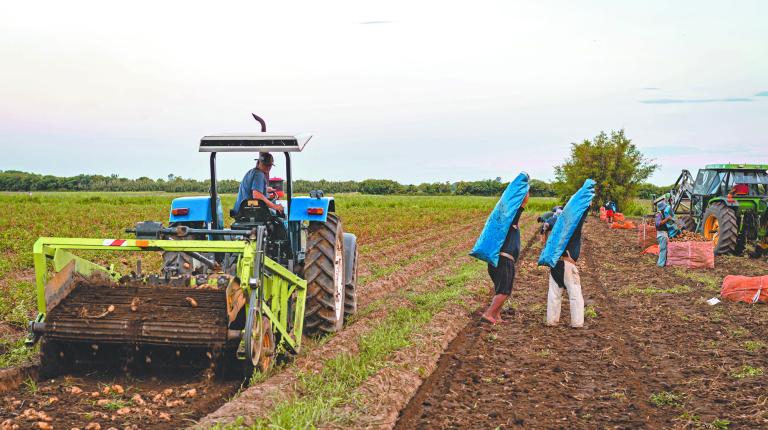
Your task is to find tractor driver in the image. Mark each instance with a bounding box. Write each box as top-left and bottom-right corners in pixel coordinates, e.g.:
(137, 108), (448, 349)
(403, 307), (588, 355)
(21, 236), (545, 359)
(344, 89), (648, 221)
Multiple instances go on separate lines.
(233, 152), (285, 216)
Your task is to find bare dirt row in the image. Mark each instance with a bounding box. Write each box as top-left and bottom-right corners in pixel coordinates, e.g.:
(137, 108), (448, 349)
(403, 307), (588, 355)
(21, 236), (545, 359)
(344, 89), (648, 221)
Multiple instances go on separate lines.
(396, 217), (768, 429)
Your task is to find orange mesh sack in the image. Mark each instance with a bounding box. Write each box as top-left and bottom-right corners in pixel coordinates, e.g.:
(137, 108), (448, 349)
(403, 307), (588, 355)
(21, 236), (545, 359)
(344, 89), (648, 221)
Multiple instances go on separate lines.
(721, 275), (768, 304)
(614, 213), (625, 222)
(600, 207), (607, 221)
(642, 245), (660, 255)
(665, 241), (715, 269)
(611, 221), (636, 229)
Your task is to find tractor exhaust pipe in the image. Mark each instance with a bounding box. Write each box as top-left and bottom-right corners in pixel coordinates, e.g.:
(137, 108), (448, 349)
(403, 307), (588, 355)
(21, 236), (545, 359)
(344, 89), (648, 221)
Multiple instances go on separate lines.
(251, 113), (267, 132)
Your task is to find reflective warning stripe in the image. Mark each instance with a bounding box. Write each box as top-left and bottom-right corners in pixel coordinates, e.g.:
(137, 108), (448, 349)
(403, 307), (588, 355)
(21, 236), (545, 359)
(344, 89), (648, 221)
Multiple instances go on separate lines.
(102, 239), (127, 246)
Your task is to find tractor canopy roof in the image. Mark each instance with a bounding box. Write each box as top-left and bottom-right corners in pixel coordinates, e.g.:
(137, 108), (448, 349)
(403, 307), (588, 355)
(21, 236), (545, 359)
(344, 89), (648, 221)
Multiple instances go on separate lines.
(704, 163), (768, 171)
(199, 133), (313, 153)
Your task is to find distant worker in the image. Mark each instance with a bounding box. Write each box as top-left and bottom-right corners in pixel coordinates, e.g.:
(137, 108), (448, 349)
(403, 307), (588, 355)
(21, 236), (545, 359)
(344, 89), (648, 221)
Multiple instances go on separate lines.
(538, 206), (562, 244)
(655, 201), (673, 267)
(233, 152), (285, 215)
(603, 200), (618, 223)
(546, 210), (588, 328)
(481, 192), (530, 324)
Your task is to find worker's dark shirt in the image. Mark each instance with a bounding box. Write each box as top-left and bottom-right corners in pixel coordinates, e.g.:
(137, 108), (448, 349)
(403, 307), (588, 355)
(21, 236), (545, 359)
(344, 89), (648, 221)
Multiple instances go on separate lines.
(550, 210), (588, 288)
(563, 210), (588, 261)
(500, 207), (525, 261)
(234, 168), (267, 212)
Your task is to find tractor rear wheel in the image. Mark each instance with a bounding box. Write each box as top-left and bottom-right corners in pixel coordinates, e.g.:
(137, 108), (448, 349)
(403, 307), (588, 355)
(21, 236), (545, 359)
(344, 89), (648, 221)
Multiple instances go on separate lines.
(304, 214), (345, 335)
(703, 202), (739, 255)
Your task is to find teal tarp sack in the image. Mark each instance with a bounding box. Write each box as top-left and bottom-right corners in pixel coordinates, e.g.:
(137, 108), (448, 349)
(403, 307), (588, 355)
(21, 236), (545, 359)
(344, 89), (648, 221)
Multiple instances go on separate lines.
(469, 173), (530, 267)
(537, 178), (596, 268)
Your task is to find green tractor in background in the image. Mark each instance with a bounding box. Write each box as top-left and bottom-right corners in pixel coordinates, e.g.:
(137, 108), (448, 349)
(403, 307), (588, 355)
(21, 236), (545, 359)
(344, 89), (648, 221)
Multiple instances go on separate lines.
(662, 164), (768, 256)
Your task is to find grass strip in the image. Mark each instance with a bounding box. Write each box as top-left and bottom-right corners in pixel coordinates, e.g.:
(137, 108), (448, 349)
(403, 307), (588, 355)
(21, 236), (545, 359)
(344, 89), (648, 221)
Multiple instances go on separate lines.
(214, 259), (486, 430)
(619, 285), (692, 296)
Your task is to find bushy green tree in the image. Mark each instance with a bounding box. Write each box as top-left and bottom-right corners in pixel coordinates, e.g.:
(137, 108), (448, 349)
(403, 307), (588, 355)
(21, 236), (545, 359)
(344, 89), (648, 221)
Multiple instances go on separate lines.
(554, 129), (657, 210)
(529, 179), (556, 197)
(359, 179), (403, 195)
(455, 180), (507, 196)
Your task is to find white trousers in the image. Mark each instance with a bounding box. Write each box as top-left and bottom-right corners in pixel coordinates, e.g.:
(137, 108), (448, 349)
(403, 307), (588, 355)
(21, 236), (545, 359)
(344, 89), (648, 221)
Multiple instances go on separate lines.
(546, 260), (584, 328)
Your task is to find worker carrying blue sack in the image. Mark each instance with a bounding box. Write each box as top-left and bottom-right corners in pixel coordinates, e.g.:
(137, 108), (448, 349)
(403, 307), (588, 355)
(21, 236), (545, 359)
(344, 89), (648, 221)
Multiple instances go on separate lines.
(538, 179), (595, 328)
(470, 172), (530, 325)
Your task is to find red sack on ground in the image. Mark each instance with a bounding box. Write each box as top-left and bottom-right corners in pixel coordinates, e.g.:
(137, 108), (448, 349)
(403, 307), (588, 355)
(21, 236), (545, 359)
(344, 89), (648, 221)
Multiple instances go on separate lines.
(721, 275), (768, 304)
(599, 207), (607, 221)
(642, 245), (660, 255)
(610, 221), (635, 229)
(665, 241), (715, 269)
(614, 213), (625, 222)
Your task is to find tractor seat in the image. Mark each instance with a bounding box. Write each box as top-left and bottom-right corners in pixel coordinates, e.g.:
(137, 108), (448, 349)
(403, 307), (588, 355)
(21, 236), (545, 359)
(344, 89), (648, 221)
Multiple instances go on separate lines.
(231, 199), (275, 231)
(733, 183), (749, 196)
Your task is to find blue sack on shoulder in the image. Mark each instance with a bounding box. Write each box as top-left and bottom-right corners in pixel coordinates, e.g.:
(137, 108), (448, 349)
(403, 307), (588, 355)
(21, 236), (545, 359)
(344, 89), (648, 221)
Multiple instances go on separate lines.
(469, 172), (530, 267)
(537, 178), (596, 268)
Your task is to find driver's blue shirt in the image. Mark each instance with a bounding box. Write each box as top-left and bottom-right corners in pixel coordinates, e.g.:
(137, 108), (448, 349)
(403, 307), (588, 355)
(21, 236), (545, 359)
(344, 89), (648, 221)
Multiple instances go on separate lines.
(234, 168), (267, 212)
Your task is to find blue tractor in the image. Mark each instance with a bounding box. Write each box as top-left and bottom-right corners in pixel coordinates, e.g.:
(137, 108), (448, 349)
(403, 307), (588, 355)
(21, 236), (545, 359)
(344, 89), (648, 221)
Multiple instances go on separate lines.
(30, 120), (360, 380)
(160, 122), (359, 338)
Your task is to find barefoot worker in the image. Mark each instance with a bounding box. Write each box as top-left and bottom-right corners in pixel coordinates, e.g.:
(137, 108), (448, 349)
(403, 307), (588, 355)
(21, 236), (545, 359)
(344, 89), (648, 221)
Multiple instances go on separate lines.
(538, 178), (595, 328)
(470, 172), (530, 324)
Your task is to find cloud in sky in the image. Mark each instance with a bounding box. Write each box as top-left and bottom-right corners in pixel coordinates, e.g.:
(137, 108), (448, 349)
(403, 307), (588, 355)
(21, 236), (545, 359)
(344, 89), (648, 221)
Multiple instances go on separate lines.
(756, 91), (768, 97)
(360, 20), (392, 25)
(640, 98), (752, 104)
(641, 87), (662, 90)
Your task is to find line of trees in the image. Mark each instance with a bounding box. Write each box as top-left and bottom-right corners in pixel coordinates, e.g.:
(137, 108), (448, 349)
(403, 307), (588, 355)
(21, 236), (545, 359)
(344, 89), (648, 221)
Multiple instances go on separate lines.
(0, 169), (669, 198)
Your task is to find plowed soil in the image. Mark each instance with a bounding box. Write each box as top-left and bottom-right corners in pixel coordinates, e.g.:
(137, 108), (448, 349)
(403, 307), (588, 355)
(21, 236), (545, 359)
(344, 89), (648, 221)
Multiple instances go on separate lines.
(397, 217), (768, 429)
(0, 209), (490, 430)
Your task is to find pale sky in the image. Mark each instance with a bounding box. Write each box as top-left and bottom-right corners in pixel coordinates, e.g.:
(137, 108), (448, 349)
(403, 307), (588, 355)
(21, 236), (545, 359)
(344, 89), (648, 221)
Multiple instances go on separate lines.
(1, 0), (766, 185)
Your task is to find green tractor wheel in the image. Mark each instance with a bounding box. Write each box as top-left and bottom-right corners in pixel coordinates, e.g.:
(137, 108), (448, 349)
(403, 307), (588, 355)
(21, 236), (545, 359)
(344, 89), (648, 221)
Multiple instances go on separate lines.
(304, 214), (346, 335)
(703, 202), (739, 255)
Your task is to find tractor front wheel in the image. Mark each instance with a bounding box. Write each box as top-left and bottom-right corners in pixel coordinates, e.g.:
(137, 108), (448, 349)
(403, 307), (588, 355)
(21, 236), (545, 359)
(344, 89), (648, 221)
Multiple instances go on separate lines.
(304, 214), (345, 335)
(703, 202), (739, 255)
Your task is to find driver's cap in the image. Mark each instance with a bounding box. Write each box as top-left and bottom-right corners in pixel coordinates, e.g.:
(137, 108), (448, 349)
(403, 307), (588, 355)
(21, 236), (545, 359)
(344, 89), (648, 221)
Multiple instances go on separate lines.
(255, 152), (276, 166)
